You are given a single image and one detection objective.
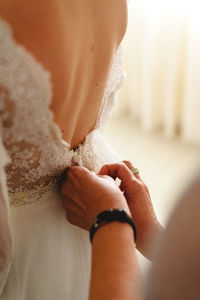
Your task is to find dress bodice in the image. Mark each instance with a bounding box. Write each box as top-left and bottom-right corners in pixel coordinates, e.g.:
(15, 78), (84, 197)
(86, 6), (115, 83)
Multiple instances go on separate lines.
(0, 19), (124, 207)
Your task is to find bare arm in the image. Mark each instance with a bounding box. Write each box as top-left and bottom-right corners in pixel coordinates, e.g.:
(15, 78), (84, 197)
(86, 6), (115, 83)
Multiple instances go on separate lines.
(60, 163), (163, 298)
(61, 163), (200, 300)
(99, 162), (163, 260)
(61, 166), (145, 299)
(90, 222), (141, 300)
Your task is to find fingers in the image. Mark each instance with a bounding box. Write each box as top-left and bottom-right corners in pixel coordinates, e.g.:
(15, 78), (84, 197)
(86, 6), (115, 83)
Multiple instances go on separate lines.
(122, 161), (141, 181)
(100, 160), (145, 186)
(99, 162), (135, 183)
(61, 166), (94, 195)
(67, 166), (92, 179)
(99, 161), (149, 196)
(122, 161), (151, 197)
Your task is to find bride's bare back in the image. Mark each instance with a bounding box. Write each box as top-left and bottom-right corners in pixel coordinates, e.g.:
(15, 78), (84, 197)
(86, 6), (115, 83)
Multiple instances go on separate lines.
(0, 0), (127, 148)
(0, 2), (127, 296)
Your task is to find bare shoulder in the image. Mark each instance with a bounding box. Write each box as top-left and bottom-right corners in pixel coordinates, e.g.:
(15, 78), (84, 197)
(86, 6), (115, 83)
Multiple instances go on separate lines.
(0, 0), (55, 36)
(0, 0), (128, 50)
(95, 0), (128, 42)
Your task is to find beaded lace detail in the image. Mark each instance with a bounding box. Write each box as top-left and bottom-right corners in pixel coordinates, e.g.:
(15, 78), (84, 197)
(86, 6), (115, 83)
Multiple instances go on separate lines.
(0, 19), (124, 207)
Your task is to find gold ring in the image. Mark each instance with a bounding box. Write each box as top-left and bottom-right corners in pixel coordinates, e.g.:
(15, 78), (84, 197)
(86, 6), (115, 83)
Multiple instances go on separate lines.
(130, 168), (139, 175)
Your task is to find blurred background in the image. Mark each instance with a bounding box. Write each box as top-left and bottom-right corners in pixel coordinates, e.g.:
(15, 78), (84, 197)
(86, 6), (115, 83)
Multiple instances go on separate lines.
(105, 0), (200, 266)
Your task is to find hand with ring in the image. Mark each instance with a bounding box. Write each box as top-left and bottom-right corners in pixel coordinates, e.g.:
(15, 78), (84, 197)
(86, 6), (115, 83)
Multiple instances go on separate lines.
(99, 161), (163, 259)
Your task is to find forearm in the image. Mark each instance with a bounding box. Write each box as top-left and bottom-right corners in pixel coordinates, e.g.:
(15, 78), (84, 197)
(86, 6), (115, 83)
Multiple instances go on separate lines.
(137, 222), (164, 261)
(89, 222), (142, 300)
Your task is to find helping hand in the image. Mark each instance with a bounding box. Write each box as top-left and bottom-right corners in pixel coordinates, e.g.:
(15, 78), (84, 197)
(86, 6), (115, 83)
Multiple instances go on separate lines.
(99, 161), (163, 258)
(61, 166), (130, 231)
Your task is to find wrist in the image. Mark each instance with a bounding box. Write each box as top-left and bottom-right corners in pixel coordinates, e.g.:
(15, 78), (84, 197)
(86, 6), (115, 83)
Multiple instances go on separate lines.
(88, 195), (130, 228)
(136, 220), (163, 259)
(90, 208), (136, 244)
(93, 221), (135, 245)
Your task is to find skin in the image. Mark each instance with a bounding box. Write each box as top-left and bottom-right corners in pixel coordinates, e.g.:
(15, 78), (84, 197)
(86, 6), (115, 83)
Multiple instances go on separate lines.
(0, 0), (127, 149)
(61, 161), (162, 299)
(61, 161), (163, 259)
(99, 161), (163, 259)
(61, 162), (146, 299)
(90, 222), (141, 300)
(61, 164), (200, 300)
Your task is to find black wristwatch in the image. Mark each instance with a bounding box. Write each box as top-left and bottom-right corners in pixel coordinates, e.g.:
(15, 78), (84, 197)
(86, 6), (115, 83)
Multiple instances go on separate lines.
(89, 208), (137, 243)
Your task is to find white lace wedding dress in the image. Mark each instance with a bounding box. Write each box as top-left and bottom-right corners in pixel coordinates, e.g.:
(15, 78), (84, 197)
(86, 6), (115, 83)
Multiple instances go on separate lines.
(0, 19), (124, 300)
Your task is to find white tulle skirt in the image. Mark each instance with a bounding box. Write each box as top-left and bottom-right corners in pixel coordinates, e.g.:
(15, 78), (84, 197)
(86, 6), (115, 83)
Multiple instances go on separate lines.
(1, 132), (121, 300)
(2, 191), (91, 300)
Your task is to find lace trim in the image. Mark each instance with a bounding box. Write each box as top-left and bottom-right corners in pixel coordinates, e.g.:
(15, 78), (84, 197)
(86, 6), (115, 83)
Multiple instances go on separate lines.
(9, 177), (59, 208)
(0, 19), (124, 208)
(95, 45), (124, 129)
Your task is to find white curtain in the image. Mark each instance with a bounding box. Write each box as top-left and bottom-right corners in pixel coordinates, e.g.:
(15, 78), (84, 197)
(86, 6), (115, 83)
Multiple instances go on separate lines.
(118, 0), (200, 145)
